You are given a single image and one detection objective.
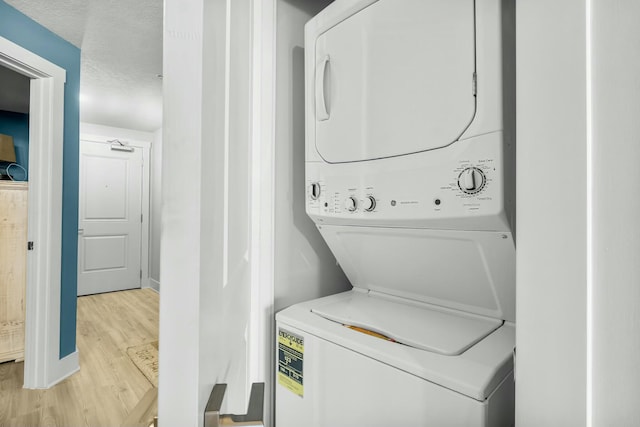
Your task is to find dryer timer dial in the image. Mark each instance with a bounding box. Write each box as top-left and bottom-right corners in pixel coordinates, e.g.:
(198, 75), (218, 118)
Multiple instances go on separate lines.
(458, 167), (486, 195)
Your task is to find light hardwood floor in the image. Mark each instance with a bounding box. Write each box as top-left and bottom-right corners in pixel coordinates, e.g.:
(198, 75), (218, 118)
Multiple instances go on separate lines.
(0, 288), (159, 427)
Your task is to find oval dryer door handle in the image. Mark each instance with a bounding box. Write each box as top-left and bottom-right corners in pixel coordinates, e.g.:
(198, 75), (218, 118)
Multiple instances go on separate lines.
(315, 55), (330, 121)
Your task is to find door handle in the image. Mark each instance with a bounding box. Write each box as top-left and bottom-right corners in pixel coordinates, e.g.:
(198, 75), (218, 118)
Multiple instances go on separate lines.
(204, 382), (264, 427)
(315, 55), (330, 121)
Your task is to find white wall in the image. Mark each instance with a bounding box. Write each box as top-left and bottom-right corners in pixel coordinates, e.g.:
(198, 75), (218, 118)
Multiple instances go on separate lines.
(591, 1), (640, 423)
(274, 0), (348, 313)
(150, 127), (162, 290)
(517, 1), (640, 424)
(80, 122), (153, 142)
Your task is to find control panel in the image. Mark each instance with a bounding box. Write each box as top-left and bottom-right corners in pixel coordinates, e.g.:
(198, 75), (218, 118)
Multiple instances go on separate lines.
(308, 160), (494, 214)
(306, 132), (510, 231)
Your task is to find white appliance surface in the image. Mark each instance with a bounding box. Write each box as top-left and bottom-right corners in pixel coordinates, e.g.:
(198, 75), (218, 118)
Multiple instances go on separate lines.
(311, 289), (502, 355)
(313, 0), (476, 163)
(278, 290), (514, 402)
(305, 0), (510, 166)
(276, 318), (515, 427)
(306, 132), (511, 233)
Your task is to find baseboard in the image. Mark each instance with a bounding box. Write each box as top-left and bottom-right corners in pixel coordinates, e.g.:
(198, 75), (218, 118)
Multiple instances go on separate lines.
(148, 279), (160, 293)
(47, 349), (80, 388)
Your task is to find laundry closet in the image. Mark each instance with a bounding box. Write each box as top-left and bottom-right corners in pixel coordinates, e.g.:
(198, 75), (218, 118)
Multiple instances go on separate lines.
(272, 0), (516, 425)
(159, 0), (640, 425)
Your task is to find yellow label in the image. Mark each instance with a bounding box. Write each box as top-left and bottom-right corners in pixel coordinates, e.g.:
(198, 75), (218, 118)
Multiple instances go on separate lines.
(346, 325), (396, 342)
(277, 329), (304, 397)
(278, 330), (304, 353)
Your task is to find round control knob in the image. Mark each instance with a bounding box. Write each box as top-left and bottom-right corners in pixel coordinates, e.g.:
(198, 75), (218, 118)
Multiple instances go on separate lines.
(364, 196), (376, 212)
(457, 167), (486, 195)
(310, 182), (321, 200)
(344, 196), (358, 212)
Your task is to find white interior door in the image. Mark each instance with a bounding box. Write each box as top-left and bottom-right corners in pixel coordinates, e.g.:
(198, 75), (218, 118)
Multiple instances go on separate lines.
(78, 140), (143, 296)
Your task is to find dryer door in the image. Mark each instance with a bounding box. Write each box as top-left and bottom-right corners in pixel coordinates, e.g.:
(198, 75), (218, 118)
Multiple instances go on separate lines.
(314, 0), (476, 163)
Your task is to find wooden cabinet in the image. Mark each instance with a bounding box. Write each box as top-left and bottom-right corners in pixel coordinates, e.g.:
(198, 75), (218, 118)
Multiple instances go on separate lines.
(0, 181), (28, 363)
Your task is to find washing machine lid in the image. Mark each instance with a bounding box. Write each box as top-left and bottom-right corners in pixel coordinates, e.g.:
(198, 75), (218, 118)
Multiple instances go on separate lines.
(312, 290), (501, 356)
(312, 0), (476, 163)
(318, 225), (516, 322)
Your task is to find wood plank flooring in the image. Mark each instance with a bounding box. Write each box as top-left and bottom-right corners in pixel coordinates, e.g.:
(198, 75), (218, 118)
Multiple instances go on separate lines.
(0, 288), (159, 427)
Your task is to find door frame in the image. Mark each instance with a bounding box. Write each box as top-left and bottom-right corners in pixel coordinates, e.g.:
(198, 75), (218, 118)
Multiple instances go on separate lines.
(78, 135), (152, 292)
(0, 36), (77, 388)
(249, 0), (276, 423)
(158, 0), (277, 423)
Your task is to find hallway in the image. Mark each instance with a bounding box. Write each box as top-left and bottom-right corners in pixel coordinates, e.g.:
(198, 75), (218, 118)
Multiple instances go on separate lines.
(0, 289), (158, 427)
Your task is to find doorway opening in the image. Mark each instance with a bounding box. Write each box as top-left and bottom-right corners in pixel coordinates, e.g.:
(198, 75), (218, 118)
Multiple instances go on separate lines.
(0, 64), (29, 375)
(0, 35), (75, 389)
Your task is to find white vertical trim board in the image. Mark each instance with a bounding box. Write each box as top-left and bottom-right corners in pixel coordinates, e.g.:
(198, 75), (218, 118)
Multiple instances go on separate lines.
(222, 0), (232, 288)
(589, 2), (640, 423)
(249, 0), (276, 425)
(585, 0), (593, 424)
(159, 0), (207, 424)
(0, 35), (75, 388)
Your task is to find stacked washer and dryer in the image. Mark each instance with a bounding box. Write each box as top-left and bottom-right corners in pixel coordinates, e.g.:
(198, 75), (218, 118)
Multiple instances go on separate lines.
(276, 0), (515, 425)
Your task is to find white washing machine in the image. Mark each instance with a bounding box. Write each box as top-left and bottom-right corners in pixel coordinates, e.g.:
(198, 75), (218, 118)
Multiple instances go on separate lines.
(276, 0), (515, 426)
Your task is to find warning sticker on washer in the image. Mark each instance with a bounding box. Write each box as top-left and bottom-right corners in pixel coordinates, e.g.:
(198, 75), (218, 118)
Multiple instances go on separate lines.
(278, 329), (304, 397)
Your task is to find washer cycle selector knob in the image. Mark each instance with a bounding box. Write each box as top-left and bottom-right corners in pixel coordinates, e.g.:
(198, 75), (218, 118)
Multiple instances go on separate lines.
(364, 196), (376, 212)
(344, 197), (358, 212)
(458, 167), (486, 195)
(310, 182), (321, 200)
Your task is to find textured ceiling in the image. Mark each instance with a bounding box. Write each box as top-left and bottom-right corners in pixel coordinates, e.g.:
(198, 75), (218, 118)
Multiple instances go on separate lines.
(4, 0), (163, 132)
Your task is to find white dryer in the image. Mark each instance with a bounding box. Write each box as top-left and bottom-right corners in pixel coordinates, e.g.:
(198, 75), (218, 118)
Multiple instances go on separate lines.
(276, 0), (515, 426)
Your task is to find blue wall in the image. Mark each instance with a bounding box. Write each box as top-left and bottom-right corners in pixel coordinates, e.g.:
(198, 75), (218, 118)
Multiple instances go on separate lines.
(0, 110), (29, 180)
(0, 1), (80, 358)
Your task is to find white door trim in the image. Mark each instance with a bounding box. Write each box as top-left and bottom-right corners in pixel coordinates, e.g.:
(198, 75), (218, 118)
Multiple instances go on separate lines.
(0, 35), (78, 388)
(79, 135), (152, 290)
(249, 0), (276, 424)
